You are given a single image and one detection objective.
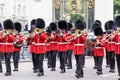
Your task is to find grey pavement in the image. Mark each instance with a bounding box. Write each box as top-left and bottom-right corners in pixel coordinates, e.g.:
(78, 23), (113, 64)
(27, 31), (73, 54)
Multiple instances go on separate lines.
(0, 56), (118, 80)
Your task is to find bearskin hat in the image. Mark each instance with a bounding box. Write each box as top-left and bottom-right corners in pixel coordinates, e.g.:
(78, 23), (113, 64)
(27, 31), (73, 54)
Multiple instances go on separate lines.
(46, 26), (51, 35)
(115, 15), (120, 27)
(67, 22), (73, 31)
(14, 22), (22, 33)
(95, 20), (102, 27)
(92, 22), (101, 31)
(94, 26), (103, 36)
(74, 19), (86, 30)
(35, 18), (45, 29)
(58, 20), (67, 30)
(3, 19), (14, 30)
(104, 20), (114, 31)
(49, 22), (57, 31)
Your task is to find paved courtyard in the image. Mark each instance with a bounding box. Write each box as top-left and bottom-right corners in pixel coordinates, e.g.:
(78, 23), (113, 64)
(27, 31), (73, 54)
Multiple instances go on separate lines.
(0, 57), (119, 80)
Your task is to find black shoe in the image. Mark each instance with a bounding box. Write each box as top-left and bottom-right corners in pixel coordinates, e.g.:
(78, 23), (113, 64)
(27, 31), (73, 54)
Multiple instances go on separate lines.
(0, 70), (2, 73)
(106, 65), (110, 68)
(60, 69), (65, 73)
(96, 71), (102, 75)
(48, 65), (51, 68)
(75, 74), (84, 78)
(109, 69), (115, 73)
(33, 70), (38, 73)
(13, 68), (18, 71)
(37, 72), (44, 77)
(67, 66), (72, 69)
(51, 68), (55, 71)
(118, 77), (120, 80)
(93, 66), (97, 69)
(4, 72), (11, 76)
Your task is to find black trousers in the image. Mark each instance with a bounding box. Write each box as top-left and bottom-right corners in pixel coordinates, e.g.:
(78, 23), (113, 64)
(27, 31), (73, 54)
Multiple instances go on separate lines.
(75, 55), (84, 75)
(0, 52), (3, 71)
(106, 50), (110, 65)
(116, 54), (120, 76)
(37, 54), (44, 73)
(66, 50), (73, 67)
(13, 51), (20, 69)
(109, 52), (115, 70)
(46, 52), (51, 67)
(59, 51), (67, 71)
(95, 56), (103, 72)
(50, 50), (57, 68)
(4, 53), (12, 73)
(31, 53), (38, 70)
(94, 56), (98, 67)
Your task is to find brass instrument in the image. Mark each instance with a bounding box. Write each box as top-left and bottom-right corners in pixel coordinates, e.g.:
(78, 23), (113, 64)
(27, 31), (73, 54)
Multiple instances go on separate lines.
(75, 30), (82, 37)
(2, 29), (9, 36)
(117, 29), (120, 35)
(34, 28), (40, 34)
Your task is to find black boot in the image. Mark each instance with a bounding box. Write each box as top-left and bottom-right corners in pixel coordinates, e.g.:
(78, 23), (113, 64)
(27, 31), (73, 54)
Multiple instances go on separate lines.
(96, 71), (102, 75)
(118, 77), (120, 80)
(75, 74), (84, 78)
(60, 69), (65, 73)
(109, 69), (115, 73)
(4, 72), (11, 76)
(13, 68), (18, 71)
(0, 70), (2, 73)
(37, 72), (44, 77)
(51, 68), (55, 71)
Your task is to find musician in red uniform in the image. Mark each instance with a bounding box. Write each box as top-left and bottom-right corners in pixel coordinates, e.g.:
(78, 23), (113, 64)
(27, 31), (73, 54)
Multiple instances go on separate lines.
(0, 23), (3, 73)
(57, 20), (68, 73)
(45, 26), (51, 68)
(13, 22), (23, 71)
(34, 18), (48, 76)
(92, 22), (102, 69)
(104, 20), (115, 73)
(65, 22), (74, 69)
(74, 19), (86, 78)
(1, 19), (15, 76)
(114, 16), (120, 80)
(49, 22), (58, 71)
(93, 26), (104, 75)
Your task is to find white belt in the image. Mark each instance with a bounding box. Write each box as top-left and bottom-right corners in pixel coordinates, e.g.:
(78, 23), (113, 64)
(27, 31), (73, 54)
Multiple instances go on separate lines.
(95, 47), (104, 49)
(58, 42), (67, 44)
(0, 43), (3, 45)
(108, 42), (115, 44)
(67, 42), (71, 44)
(46, 44), (50, 46)
(75, 44), (84, 46)
(50, 42), (57, 44)
(31, 42), (35, 44)
(35, 43), (45, 45)
(4, 43), (13, 45)
(116, 43), (120, 45)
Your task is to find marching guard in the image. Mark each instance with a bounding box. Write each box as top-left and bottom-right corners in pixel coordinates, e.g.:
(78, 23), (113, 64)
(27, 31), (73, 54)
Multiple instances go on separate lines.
(93, 26), (105, 75)
(13, 22), (23, 71)
(114, 15), (120, 80)
(57, 20), (68, 73)
(104, 20), (115, 73)
(1, 19), (16, 76)
(74, 19), (87, 78)
(49, 22), (58, 71)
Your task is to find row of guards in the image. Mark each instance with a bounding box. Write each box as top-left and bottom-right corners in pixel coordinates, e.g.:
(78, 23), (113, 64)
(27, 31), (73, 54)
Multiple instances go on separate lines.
(0, 15), (120, 80)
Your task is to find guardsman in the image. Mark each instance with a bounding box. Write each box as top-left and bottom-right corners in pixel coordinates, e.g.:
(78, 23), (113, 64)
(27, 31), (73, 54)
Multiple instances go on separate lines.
(0, 23), (3, 73)
(93, 26), (105, 75)
(57, 20), (68, 73)
(74, 19), (86, 78)
(27, 19), (39, 73)
(46, 26), (51, 68)
(49, 22), (58, 71)
(13, 22), (23, 71)
(34, 18), (48, 76)
(65, 22), (74, 69)
(114, 15), (120, 80)
(2, 19), (15, 76)
(104, 20), (115, 73)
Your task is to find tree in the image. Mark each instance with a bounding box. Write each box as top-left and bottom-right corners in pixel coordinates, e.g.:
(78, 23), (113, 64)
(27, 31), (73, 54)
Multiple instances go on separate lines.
(114, 0), (120, 14)
(70, 14), (84, 23)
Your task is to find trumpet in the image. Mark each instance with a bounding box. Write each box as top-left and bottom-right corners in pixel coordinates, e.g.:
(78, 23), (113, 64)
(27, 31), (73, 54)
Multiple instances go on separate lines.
(75, 30), (82, 37)
(117, 29), (120, 35)
(34, 28), (40, 34)
(2, 29), (9, 36)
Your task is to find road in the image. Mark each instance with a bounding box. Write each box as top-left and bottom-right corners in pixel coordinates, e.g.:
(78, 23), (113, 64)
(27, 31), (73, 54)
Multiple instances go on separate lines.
(0, 57), (118, 80)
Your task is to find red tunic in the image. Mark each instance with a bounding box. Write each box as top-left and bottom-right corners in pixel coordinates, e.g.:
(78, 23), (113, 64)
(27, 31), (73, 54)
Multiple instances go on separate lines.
(1, 34), (15, 53)
(49, 33), (58, 51)
(57, 33), (68, 52)
(93, 37), (105, 57)
(74, 35), (86, 55)
(114, 33), (120, 54)
(34, 32), (48, 54)
(14, 34), (23, 51)
(0, 32), (3, 52)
